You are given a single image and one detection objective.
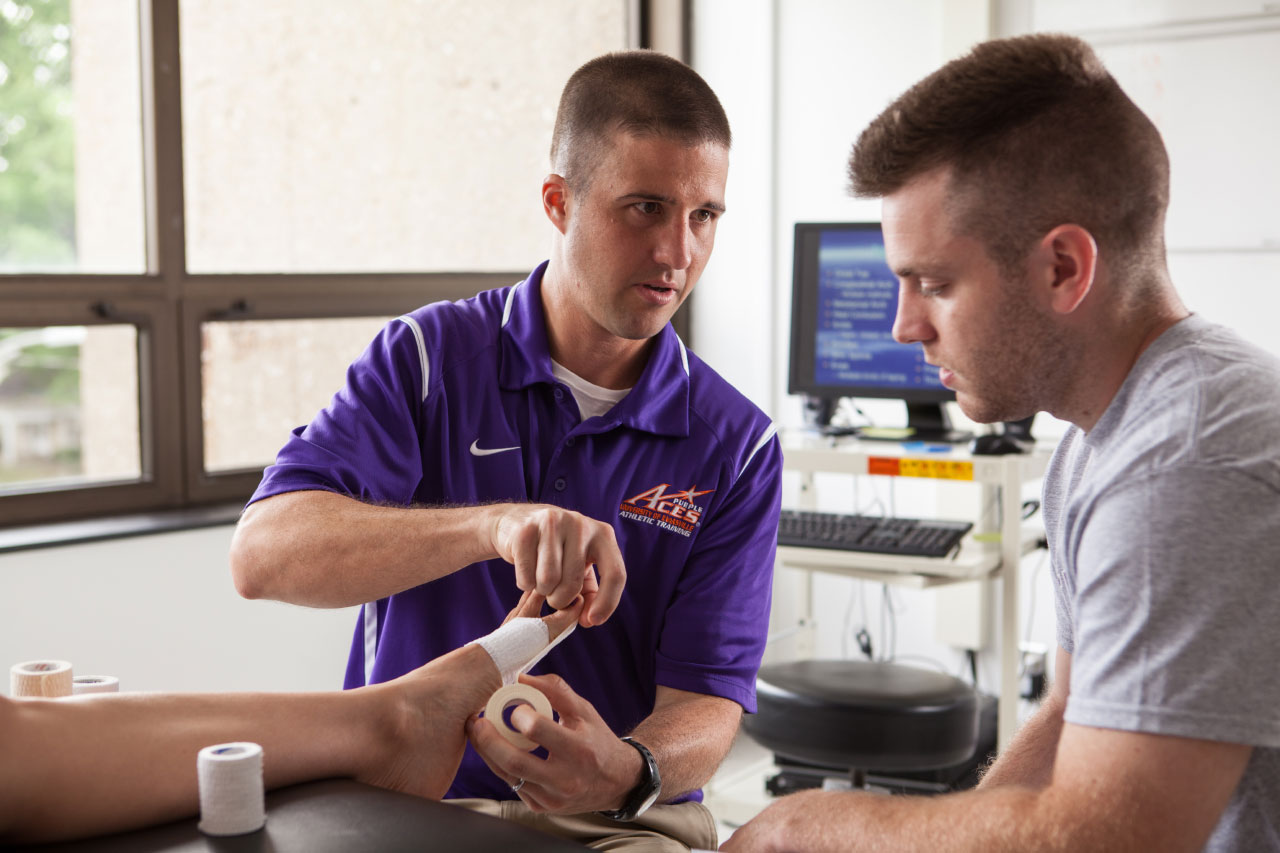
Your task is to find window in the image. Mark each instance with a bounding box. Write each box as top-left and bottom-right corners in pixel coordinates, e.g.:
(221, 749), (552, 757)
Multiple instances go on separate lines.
(0, 0), (650, 529)
(0, 324), (140, 491)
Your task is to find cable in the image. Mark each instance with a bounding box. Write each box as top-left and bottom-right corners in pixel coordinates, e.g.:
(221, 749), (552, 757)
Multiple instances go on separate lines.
(855, 627), (874, 660)
(841, 581), (859, 659)
(879, 584), (898, 662)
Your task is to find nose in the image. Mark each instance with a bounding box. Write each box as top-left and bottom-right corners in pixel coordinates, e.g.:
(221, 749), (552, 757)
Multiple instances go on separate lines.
(891, 284), (935, 345)
(653, 218), (693, 272)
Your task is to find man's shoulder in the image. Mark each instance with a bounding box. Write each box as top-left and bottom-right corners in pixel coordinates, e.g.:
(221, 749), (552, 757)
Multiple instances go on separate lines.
(399, 287), (511, 344)
(683, 348), (778, 470)
(1136, 320), (1280, 425)
(1100, 319), (1280, 479)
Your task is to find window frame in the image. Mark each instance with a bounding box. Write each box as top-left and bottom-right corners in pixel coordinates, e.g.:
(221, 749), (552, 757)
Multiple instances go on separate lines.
(0, 0), (686, 530)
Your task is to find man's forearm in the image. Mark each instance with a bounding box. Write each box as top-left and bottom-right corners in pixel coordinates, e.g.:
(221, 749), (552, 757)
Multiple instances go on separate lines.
(724, 784), (1058, 852)
(628, 689), (741, 802)
(230, 490), (500, 607)
(980, 648), (1070, 790)
(977, 689), (1066, 790)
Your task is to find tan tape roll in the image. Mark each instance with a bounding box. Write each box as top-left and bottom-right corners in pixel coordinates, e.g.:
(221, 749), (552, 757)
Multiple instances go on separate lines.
(484, 683), (552, 751)
(72, 675), (120, 695)
(10, 660), (73, 698)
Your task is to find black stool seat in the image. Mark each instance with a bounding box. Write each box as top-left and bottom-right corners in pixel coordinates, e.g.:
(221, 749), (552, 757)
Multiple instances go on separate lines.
(744, 659), (980, 772)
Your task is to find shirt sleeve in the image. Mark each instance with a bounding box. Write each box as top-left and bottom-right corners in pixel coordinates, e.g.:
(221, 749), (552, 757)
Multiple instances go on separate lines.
(1065, 465), (1280, 747)
(248, 317), (427, 507)
(651, 431), (782, 713)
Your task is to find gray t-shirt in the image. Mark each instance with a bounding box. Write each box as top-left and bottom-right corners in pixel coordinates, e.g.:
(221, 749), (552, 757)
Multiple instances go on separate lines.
(1043, 314), (1280, 852)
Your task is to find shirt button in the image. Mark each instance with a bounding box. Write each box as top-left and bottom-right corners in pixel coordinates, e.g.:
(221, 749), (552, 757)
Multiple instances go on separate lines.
(553, 388), (564, 401)
(554, 477), (567, 491)
(565, 437), (576, 447)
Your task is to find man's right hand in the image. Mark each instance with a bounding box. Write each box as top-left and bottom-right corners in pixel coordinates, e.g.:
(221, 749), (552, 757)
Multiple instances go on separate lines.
(487, 504), (625, 626)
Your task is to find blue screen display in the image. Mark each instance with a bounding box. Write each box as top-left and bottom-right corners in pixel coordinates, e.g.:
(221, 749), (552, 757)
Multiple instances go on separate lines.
(813, 228), (945, 393)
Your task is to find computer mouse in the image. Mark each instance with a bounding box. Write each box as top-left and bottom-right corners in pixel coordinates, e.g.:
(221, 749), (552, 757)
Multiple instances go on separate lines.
(969, 433), (1029, 455)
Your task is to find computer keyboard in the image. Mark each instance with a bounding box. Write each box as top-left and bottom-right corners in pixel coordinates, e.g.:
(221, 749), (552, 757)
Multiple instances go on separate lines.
(777, 509), (973, 558)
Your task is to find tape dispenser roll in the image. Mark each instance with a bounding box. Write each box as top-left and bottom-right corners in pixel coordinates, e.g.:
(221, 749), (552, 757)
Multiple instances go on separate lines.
(484, 683), (553, 751)
(197, 742), (266, 836)
(10, 660), (73, 698)
(72, 675), (120, 695)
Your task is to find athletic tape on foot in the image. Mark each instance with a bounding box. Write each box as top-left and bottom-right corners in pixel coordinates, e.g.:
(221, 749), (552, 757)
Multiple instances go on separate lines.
(474, 616), (576, 685)
(474, 616), (577, 750)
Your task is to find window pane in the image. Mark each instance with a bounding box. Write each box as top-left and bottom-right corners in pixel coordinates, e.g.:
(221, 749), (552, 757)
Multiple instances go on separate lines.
(201, 317), (392, 473)
(0, 0), (145, 273)
(179, 0), (629, 274)
(0, 324), (141, 491)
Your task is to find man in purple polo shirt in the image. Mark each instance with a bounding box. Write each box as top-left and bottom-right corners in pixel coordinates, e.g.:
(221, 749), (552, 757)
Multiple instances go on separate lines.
(230, 50), (781, 850)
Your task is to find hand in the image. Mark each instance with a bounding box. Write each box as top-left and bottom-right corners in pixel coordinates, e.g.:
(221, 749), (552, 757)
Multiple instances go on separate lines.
(488, 503), (625, 626)
(359, 598), (582, 800)
(466, 672), (644, 814)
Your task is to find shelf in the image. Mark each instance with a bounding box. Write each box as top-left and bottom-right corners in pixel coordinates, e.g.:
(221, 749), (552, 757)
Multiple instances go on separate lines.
(776, 525), (1044, 588)
(779, 431), (1051, 484)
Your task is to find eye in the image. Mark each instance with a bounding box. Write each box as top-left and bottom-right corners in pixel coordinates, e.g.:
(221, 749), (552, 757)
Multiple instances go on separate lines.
(634, 201), (662, 215)
(919, 280), (948, 297)
(691, 209), (717, 224)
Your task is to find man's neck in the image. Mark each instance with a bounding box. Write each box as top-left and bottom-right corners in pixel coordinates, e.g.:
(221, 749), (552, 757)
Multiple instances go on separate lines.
(1059, 293), (1189, 433)
(539, 269), (651, 390)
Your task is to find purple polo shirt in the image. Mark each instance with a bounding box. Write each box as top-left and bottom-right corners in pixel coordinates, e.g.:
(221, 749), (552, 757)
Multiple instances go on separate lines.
(249, 262), (782, 801)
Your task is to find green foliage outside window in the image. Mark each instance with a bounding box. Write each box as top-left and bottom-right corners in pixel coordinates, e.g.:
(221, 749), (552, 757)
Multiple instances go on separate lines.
(0, 0), (75, 271)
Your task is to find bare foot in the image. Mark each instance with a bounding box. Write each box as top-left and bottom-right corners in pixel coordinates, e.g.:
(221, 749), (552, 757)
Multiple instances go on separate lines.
(361, 596), (582, 799)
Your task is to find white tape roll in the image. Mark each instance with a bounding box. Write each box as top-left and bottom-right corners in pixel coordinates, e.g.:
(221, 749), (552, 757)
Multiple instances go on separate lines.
(197, 742), (266, 836)
(10, 660), (73, 698)
(484, 683), (553, 751)
(72, 675), (120, 695)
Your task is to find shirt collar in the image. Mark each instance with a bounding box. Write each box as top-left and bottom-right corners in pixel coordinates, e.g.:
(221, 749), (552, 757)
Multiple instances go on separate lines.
(499, 261), (691, 438)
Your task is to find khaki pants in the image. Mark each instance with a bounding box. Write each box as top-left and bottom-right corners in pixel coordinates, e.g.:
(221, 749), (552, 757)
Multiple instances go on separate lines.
(448, 798), (718, 851)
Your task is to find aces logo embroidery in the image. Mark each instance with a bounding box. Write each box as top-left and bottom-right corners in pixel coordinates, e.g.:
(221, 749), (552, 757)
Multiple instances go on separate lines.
(619, 483), (714, 538)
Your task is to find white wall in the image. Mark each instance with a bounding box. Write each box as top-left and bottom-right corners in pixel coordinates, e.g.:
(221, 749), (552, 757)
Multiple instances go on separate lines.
(691, 0), (1280, 700)
(0, 526), (357, 694)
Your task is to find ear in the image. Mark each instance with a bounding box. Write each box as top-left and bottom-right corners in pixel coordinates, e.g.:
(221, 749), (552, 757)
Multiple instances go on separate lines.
(542, 174), (571, 235)
(1039, 224), (1098, 315)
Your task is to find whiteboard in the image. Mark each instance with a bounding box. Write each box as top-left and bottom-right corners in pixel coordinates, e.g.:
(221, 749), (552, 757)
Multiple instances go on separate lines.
(1021, 2), (1280, 251)
(1093, 28), (1280, 251)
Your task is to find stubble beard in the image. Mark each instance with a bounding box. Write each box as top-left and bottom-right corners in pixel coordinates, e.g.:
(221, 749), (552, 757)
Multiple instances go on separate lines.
(957, 280), (1072, 424)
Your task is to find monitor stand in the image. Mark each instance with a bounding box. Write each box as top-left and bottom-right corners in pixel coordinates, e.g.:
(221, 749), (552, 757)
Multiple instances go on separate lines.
(857, 402), (972, 443)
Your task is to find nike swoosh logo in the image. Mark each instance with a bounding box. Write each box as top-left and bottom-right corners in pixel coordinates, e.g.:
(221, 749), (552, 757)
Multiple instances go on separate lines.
(470, 439), (520, 457)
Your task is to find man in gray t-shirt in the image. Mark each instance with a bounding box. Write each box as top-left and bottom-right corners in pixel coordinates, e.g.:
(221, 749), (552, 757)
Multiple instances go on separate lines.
(1045, 315), (1280, 851)
(725, 33), (1278, 853)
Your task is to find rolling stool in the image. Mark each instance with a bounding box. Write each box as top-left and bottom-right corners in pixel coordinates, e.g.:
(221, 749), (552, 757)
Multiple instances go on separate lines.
(743, 659), (986, 795)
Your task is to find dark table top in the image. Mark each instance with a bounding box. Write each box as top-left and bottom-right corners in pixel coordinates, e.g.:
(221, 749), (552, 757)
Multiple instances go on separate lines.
(18, 779), (586, 852)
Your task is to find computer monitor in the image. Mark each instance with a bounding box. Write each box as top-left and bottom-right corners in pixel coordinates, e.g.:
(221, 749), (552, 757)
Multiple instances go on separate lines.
(787, 222), (969, 442)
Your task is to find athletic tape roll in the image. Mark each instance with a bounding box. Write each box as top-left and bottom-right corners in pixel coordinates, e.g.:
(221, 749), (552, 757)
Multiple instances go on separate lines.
(72, 675), (120, 695)
(197, 742), (266, 836)
(484, 683), (553, 751)
(10, 660), (73, 698)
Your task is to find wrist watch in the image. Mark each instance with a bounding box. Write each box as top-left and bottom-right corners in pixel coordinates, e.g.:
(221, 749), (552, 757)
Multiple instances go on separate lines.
(598, 737), (661, 821)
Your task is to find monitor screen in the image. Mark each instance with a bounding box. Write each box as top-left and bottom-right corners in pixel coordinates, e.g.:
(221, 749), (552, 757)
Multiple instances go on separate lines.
(788, 222), (965, 440)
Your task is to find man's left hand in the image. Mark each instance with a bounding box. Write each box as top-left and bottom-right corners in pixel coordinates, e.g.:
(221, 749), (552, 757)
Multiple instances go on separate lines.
(466, 672), (644, 813)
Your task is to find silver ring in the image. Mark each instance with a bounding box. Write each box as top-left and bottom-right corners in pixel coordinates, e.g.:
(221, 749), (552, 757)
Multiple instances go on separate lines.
(510, 778), (526, 793)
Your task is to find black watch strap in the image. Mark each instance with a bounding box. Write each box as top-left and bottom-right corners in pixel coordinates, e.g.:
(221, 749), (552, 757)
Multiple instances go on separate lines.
(597, 737), (661, 822)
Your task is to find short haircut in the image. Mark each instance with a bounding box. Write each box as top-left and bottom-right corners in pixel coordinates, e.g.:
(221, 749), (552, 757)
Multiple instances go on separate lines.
(849, 34), (1170, 277)
(551, 50), (731, 190)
